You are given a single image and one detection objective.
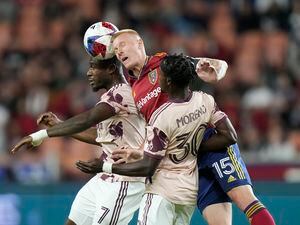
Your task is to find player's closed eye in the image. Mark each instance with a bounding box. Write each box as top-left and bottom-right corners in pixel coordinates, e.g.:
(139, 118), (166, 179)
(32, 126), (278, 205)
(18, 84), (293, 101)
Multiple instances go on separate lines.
(119, 42), (126, 50)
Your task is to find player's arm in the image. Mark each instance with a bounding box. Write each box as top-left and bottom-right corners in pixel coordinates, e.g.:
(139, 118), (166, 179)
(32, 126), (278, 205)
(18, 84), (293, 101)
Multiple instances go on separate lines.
(46, 102), (115, 137)
(71, 128), (99, 145)
(187, 56), (228, 83)
(76, 125), (167, 176)
(37, 112), (99, 145)
(10, 103), (115, 153)
(199, 117), (237, 152)
(76, 153), (161, 177)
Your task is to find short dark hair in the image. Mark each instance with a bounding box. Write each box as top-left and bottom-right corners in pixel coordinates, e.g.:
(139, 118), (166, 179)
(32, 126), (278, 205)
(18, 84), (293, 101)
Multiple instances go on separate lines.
(160, 54), (195, 88)
(92, 56), (120, 69)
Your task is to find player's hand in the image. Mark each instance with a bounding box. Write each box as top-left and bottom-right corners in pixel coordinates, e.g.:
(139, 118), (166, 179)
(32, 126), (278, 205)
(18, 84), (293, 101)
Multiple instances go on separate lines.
(76, 158), (104, 174)
(37, 112), (62, 127)
(196, 60), (218, 83)
(111, 146), (143, 164)
(10, 136), (35, 154)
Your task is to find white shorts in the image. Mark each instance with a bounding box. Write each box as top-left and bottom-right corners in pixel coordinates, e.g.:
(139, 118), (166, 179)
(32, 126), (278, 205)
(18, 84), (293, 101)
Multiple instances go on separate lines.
(137, 193), (195, 225)
(69, 175), (145, 225)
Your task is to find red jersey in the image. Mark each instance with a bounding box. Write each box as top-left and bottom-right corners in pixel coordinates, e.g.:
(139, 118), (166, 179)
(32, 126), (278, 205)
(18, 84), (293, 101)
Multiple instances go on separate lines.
(124, 52), (169, 122)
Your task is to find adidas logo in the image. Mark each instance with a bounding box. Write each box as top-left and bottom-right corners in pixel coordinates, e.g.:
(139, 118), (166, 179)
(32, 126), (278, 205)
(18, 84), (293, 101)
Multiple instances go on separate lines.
(227, 175), (236, 183)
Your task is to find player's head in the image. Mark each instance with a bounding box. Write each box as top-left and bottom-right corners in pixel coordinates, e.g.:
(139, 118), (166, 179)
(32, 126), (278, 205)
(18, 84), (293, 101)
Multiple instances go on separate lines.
(111, 29), (146, 70)
(159, 54), (194, 93)
(87, 56), (120, 91)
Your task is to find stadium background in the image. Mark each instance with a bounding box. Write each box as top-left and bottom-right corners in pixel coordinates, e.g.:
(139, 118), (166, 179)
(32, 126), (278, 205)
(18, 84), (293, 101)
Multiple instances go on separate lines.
(0, 0), (299, 224)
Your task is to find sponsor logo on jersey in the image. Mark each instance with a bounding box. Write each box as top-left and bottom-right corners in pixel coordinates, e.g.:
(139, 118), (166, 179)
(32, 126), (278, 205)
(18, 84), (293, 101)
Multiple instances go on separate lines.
(227, 175), (236, 183)
(148, 69), (158, 84)
(136, 87), (161, 110)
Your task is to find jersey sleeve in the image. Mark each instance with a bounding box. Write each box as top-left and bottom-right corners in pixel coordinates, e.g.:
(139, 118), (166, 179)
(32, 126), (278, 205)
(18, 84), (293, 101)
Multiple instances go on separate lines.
(144, 125), (169, 160)
(97, 84), (133, 115)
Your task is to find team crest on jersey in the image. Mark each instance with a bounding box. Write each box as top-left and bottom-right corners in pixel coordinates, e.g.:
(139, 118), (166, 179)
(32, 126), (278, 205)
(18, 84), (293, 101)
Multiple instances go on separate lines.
(148, 69), (158, 84)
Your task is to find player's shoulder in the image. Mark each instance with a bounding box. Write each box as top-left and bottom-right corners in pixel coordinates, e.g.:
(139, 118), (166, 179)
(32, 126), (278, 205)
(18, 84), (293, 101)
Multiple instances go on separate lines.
(149, 52), (167, 63)
(148, 101), (173, 125)
(107, 83), (131, 93)
(101, 83), (133, 103)
(153, 52), (167, 58)
(193, 90), (215, 102)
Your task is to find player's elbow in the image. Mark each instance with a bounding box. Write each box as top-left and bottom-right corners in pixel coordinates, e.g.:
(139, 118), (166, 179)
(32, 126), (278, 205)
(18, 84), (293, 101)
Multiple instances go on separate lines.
(223, 117), (238, 145)
(227, 130), (237, 145)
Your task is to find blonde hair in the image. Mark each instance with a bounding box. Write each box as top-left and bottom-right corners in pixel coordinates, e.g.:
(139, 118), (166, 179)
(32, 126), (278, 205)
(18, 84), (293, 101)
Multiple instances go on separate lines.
(111, 29), (141, 42)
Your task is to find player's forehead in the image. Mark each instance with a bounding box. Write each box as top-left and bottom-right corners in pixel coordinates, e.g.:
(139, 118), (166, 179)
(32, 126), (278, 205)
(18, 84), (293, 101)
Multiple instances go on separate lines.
(89, 57), (105, 68)
(112, 32), (139, 45)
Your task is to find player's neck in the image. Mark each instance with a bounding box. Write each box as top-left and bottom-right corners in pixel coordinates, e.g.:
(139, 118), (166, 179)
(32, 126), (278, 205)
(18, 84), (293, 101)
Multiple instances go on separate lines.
(131, 55), (149, 78)
(168, 87), (191, 102)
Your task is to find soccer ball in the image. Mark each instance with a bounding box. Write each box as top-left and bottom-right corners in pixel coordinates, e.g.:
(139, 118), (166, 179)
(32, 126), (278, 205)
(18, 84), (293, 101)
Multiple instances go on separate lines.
(83, 22), (119, 59)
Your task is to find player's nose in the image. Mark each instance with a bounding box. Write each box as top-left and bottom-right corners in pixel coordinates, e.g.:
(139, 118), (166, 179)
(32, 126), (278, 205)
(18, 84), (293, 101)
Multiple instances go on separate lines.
(86, 69), (92, 77)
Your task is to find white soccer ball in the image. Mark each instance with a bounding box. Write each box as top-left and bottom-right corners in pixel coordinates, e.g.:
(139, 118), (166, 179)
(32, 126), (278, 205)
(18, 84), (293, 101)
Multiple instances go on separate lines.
(83, 22), (119, 59)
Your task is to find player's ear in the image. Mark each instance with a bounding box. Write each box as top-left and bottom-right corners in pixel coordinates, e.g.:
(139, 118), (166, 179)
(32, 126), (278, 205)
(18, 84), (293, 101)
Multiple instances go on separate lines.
(137, 38), (143, 49)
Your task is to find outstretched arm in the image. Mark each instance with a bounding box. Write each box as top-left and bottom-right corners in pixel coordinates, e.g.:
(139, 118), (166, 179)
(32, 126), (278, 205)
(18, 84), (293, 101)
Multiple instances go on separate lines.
(199, 117), (237, 152)
(10, 103), (115, 153)
(76, 153), (161, 177)
(71, 128), (99, 145)
(46, 102), (115, 137)
(37, 112), (99, 145)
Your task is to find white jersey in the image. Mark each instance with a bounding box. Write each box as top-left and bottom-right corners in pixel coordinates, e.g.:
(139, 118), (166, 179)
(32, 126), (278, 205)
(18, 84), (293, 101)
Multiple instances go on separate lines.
(95, 83), (146, 182)
(144, 91), (227, 205)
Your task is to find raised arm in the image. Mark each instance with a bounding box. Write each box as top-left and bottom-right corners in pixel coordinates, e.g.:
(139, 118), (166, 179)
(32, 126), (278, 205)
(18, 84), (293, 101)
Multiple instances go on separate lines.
(188, 57), (228, 83)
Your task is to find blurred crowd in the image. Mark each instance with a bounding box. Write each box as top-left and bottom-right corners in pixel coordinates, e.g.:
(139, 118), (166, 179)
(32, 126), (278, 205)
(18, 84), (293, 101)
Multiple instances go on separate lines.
(0, 0), (300, 183)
